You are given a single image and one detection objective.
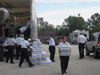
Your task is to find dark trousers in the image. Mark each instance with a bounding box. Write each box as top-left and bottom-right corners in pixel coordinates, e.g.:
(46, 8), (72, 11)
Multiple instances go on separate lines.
(19, 48), (32, 67)
(24, 28), (30, 38)
(6, 46), (14, 63)
(79, 43), (85, 58)
(0, 48), (4, 61)
(49, 46), (55, 61)
(16, 45), (21, 60)
(60, 56), (69, 73)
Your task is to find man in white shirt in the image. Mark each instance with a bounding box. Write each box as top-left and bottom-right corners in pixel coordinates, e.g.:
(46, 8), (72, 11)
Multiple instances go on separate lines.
(77, 33), (87, 59)
(6, 35), (17, 64)
(19, 37), (33, 68)
(49, 34), (55, 62)
(16, 35), (23, 60)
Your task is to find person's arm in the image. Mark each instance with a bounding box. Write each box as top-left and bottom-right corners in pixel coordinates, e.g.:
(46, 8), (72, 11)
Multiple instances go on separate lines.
(15, 43), (18, 47)
(0, 44), (5, 47)
(0, 40), (5, 47)
(27, 41), (32, 51)
(85, 37), (87, 44)
(13, 39), (18, 47)
(58, 42), (61, 56)
(70, 47), (71, 56)
(27, 45), (32, 51)
(0, 41), (5, 47)
(58, 47), (60, 56)
(2, 26), (4, 35)
(68, 43), (71, 56)
(49, 38), (51, 44)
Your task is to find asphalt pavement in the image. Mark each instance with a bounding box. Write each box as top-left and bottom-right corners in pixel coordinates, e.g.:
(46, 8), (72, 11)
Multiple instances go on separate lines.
(0, 45), (100, 75)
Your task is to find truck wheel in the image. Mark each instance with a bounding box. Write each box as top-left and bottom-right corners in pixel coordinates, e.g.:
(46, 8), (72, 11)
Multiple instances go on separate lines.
(86, 46), (90, 56)
(94, 49), (99, 59)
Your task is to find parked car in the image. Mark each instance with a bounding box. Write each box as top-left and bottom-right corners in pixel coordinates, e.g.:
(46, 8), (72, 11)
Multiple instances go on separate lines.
(86, 32), (100, 59)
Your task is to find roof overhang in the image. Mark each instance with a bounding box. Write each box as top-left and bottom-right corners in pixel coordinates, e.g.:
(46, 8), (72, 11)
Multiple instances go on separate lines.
(0, 0), (30, 17)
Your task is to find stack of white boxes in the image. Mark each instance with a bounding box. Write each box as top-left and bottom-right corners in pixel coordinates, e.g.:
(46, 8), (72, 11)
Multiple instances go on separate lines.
(31, 40), (52, 66)
(60, 47), (70, 56)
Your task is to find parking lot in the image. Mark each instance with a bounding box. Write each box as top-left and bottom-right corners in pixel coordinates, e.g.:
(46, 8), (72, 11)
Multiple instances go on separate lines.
(0, 45), (100, 75)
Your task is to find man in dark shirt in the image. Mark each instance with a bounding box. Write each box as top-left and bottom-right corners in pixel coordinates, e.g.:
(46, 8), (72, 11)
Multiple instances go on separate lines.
(0, 19), (8, 37)
(0, 35), (5, 61)
(0, 24), (4, 37)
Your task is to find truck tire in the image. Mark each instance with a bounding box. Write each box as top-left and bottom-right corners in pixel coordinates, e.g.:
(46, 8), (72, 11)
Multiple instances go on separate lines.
(94, 48), (99, 59)
(86, 46), (90, 56)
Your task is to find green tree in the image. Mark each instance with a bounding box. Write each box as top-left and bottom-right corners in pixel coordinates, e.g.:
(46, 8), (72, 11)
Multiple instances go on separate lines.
(39, 23), (56, 34)
(64, 16), (87, 33)
(56, 16), (87, 36)
(56, 24), (69, 36)
(45, 24), (55, 31)
(87, 13), (100, 33)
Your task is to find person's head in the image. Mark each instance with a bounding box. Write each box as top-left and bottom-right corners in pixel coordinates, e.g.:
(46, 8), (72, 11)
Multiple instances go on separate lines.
(28, 18), (30, 20)
(51, 34), (54, 38)
(25, 37), (28, 41)
(4, 19), (9, 24)
(20, 34), (24, 38)
(9, 35), (13, 38)
(59, 37), (62, 42)
(62, 36), (66, 43)
(17, 34), (20, 37)
(80, 33), (83, 35)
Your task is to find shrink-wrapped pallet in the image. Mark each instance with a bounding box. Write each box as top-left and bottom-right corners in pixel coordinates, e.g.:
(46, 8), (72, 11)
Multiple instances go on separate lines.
(32, 50), (42, 54)
(42, 51), (47, 61)
(40, 57), (52, 66)
(32, 42), (37, 47)
(34, 46), (42, 51)
(37, 54), (42, 65)
(31, 54), (37, 66)
(37, 42), (42, 47)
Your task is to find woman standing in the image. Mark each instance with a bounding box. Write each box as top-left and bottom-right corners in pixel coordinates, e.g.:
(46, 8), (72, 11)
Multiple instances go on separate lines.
(58, 36), (71, 75)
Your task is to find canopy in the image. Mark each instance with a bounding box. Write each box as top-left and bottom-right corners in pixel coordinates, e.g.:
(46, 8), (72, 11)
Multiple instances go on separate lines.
(0, 0), (30, 17)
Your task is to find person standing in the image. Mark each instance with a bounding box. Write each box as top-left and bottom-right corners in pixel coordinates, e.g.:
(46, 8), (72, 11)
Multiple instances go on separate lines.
(24, 18), (31, 38)
(0, 25), (4, 37)
(49, 34), (56, 62)
(16, 34), (23, 60)
(58, 36), (71, 75)
(77, 33), (87, 59)
(0, 19), (9, 37)
(0, 35), (5, 62)
(19, 37), (33, 68)
(58, 37), (62, 44)
(6, 35), (17, 64)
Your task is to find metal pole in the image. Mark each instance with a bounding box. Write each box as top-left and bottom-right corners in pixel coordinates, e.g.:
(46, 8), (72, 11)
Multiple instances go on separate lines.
(30, 0), (38, 40)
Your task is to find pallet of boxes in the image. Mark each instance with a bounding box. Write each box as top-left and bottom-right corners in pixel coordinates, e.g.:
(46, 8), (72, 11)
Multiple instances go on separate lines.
(31, 39), (52, 66)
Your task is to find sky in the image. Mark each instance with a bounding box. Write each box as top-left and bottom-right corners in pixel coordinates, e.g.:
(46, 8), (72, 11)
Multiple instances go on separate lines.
(35, 0), (100, 26)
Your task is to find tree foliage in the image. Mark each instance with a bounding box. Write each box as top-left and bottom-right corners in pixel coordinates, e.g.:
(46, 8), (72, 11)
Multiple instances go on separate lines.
(39, 13), (100, 36)
(56, 13), (100, 36)
(87, 13), (100, 33)
(65, 16), (87, 32)
(39, 24), (55, 33)
(56, 16), (87, 36)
